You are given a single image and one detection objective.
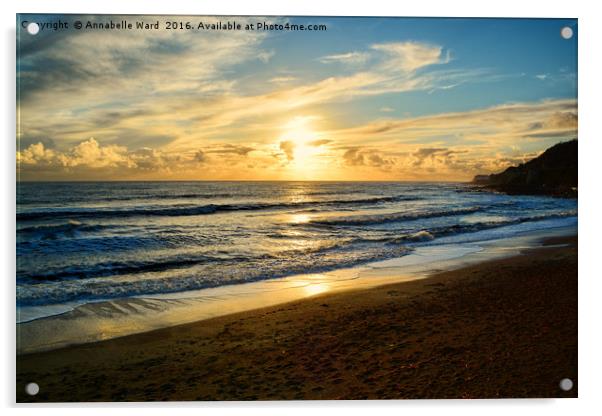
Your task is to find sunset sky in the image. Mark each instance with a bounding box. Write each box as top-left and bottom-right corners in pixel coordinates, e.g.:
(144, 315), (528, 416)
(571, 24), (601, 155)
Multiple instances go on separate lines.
(17, 15), (577, 181)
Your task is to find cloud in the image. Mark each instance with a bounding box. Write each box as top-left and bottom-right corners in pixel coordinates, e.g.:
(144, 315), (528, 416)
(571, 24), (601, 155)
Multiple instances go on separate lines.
(18, 15), (272, 105)
(527, 111), (577, 131)
(17, 142), (57, 166)
(207, 144), (255, 156)
(269, 76), (297, 84)
(411, 147), (465, 167)
(545, 111), (578, 129)
(427, 83), (460, 94)
(18, 136), (56, 150)
(342, 147), (365, 166)
(342, 147), (393, 169)
(413, 147), (448, 159)
(257, 50), (275, 63)
(17, 138), (188, 178)
(194, 150), (207, 164)
(17, 138), (131, 169)
(332, 99), (577, 145)
(533, 71), (577, 85)
(371, 41), (449, 72)
(279, 141), (295, 161)
(308, 139), (332, 147)
(130, 147), (173, 171)
(67, 138), (131, 168)
(318, 51), (370, 65)
(326, 98), (577, 180)
(16, 17), (576, 182)
(18, 23), (488, 165)
(366, 153), (393, 168)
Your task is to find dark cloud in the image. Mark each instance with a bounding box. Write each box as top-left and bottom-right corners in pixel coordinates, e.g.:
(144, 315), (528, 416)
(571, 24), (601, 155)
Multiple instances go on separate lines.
(17, 14), (86, 57)
(18, 29), (72, 58)
(342, 147), (394, 169)
(367, 153), (386, 166)
(527, 122), (544, 130)
(413, 147), (448, 159)
(92, 109), (154, 128)
(208, 144), (255, 156)
(527, 112), (577, 131)
(18, 56), (97, 102)
(194, 150), (207, 163)
(360, 122), (398, 134)
(546, 112), (578, 128)
(17, 17), (192, 103)
(279, 141), (295, 161)
(525, 131), (577, 139)
(342, 147), (365, 166)
(130, 147), (169, 171)
(412, 147), (466, 167)
(308, 139), (332, 147)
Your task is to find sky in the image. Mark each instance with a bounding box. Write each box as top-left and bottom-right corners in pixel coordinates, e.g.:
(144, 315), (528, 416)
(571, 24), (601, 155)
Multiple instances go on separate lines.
(16, 15), (577, 181)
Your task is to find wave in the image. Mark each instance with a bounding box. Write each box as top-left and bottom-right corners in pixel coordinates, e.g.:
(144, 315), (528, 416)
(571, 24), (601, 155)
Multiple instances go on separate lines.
(305, 206), (485, 227)
(399, 230), (436, 242)
(17, 254), (217, 282)
(16, 195), (421, 221)
(17, 192), (239, 205)
(18, 190), (371, 205)
(17, 221), (107, 240)
(355, 212), (577, 245)
(16, 212), (577, 306)
(18, 211), (575, 284)
(17, 236), (371, 283)
(425, 212), (576, 238)
(17, 244), (414, 306)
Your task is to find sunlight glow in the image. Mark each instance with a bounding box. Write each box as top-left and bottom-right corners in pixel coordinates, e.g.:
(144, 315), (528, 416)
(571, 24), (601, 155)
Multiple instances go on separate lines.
(302, 282), (330, 297)
(280, 116), (324, 178)
(289, 213), (311, 224)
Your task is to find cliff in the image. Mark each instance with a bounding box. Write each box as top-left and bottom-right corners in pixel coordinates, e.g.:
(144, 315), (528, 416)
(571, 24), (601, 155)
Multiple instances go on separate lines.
(472, 139), (577, 197)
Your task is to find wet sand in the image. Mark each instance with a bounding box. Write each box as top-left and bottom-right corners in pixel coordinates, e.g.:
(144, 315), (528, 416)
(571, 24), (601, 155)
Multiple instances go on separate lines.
(17, 235), (577, 401)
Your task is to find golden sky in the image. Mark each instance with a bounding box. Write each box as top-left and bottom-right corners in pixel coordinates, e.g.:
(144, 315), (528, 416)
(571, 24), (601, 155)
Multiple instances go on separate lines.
(17, 16), (577, 181)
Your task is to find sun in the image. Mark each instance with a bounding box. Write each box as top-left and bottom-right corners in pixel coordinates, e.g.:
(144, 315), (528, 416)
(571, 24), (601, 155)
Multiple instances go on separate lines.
(283, 116), (318, 146)
(280, 116), (322, 174)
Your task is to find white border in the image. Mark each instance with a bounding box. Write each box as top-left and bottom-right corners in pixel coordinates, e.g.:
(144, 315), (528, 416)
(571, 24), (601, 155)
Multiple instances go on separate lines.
(3, 1), (601, 415)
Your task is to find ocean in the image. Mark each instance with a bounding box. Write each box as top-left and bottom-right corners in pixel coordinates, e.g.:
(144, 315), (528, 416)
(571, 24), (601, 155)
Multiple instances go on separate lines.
(16, 181), (577, 314)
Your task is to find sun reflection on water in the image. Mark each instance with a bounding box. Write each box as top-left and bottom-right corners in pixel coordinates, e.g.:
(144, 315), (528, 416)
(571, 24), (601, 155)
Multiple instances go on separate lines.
(290, 213), (311, 224)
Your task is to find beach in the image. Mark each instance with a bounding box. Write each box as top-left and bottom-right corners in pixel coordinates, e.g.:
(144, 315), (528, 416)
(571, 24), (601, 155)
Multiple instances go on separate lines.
(14, 13), (580, 406)
(17, 234), (577, 401)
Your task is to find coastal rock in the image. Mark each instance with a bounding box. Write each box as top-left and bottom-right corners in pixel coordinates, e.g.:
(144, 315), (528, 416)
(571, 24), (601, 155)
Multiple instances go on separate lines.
(472, 139), (577, 197)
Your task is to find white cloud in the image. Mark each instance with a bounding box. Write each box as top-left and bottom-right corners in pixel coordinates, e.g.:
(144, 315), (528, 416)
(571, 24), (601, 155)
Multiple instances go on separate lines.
(269, 76), (297, 84)
(318, 51), (370, 65)
(371, 42), (448, 72)
(18, 138), (132, 169)
(257, 50), (275, 63)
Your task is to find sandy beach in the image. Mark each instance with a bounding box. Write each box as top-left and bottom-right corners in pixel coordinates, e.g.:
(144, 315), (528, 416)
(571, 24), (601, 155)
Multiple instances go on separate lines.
(16, 235), (577, 401)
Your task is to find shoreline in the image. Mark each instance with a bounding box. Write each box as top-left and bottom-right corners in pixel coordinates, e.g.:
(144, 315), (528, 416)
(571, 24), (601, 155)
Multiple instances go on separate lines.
(17, 224), (576, 354)
(17, 230), (577, 401)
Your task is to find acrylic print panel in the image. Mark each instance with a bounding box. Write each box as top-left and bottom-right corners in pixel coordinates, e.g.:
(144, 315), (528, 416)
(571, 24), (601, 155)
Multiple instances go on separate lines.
(16, 14), (577, 402)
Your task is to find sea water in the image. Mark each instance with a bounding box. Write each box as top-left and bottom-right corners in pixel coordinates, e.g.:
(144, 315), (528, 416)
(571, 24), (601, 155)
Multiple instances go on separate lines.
(17, 181), (577, 315)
